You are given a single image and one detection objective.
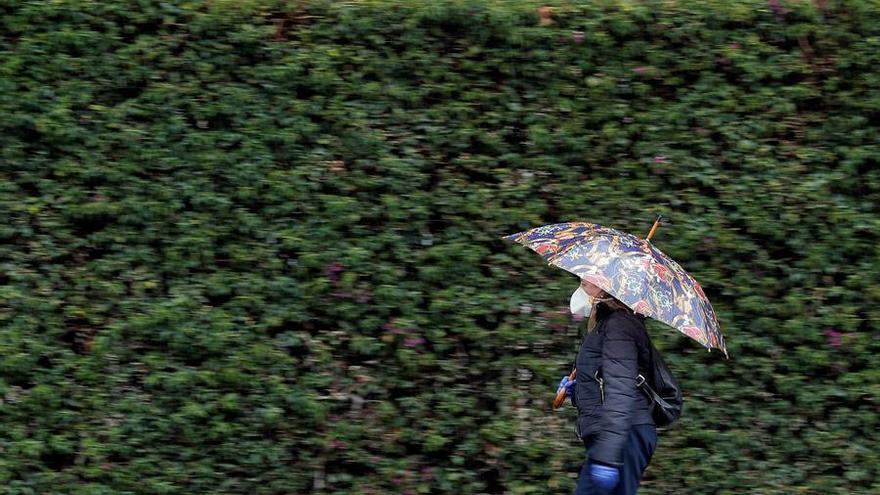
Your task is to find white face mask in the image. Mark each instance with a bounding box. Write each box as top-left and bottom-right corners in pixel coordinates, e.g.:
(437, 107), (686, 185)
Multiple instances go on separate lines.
(569, 286), (595, 318)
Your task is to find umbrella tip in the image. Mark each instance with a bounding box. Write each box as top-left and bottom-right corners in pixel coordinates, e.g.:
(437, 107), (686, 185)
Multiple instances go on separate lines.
(645, 215), (663, 242)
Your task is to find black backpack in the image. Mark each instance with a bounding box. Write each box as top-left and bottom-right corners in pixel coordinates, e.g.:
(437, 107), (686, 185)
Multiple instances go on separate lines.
(636, 341), (683, 427)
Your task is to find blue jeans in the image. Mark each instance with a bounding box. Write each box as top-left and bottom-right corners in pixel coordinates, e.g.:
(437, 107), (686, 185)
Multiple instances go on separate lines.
(574, 424), (658, 495)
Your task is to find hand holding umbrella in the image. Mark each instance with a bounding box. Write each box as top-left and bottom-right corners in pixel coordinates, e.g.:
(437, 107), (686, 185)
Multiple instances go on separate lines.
(553, 369), (578, 409)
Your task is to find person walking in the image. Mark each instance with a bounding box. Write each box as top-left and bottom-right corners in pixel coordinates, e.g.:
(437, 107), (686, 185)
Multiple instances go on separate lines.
(558, 279), (657, 495)
(505, 219), (728, 493)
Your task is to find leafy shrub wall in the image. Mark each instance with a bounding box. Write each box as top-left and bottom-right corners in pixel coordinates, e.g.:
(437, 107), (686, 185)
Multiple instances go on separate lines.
(1, 0), (878, 493)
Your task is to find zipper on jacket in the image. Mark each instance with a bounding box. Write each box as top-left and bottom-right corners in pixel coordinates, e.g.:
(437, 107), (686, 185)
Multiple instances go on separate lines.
(593, 370), (605, 404)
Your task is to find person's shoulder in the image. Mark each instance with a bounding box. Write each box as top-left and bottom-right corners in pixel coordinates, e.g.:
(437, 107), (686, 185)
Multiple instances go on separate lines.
(604, 310), (644, 337)
(605, 309), (638, 324)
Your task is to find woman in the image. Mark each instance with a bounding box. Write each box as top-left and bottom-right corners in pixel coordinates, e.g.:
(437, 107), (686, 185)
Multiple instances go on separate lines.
(558, 279), (657, 495)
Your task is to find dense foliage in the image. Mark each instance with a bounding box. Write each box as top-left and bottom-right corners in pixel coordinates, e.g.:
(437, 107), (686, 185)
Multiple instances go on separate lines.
(2, 0), (878, 493)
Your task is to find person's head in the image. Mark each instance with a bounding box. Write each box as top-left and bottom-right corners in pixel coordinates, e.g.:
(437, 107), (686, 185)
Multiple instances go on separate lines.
(578, 278), (629, 332)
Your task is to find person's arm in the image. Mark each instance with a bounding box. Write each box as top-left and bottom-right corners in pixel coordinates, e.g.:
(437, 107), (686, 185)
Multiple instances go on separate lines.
(590, 314), (640, 466)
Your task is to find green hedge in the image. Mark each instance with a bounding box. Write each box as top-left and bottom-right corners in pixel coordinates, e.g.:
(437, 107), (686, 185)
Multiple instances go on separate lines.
(1, 0), (878, 493)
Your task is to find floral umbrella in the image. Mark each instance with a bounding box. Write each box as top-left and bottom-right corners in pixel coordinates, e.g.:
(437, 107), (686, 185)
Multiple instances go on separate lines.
(504, 220), (727, 357)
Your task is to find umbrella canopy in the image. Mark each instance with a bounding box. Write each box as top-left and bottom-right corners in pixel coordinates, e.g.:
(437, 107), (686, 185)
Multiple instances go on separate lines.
(505, 221), (727, 357)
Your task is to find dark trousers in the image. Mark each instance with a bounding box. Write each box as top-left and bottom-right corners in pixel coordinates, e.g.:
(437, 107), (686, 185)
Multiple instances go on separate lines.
(574, 424), (657, 495)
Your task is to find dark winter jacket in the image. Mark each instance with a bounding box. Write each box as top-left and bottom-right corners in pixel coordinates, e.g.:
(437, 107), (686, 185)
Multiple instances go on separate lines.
(571, 303), (654, 466)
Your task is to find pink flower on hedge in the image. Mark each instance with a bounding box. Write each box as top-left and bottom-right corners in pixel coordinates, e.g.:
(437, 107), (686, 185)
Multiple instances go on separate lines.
(572, 31), (585, 44)
(326, 262), (343, 283)
(330, 438), (346, 450)
(540, 307), (570, 331)
(383, 320), (404, 334)
(633, 66), (647, 74)
(824, 328), (842, 348)
(404, 337), (426, 348)
(654, 155), (667, 163)
(768, 0), (787, 17)
(421, 466), (434, 481)
(356, 289), (371, 303)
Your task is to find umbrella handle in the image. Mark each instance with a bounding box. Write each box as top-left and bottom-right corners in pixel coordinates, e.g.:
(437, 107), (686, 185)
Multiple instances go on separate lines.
(553, 369), (577, 409)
